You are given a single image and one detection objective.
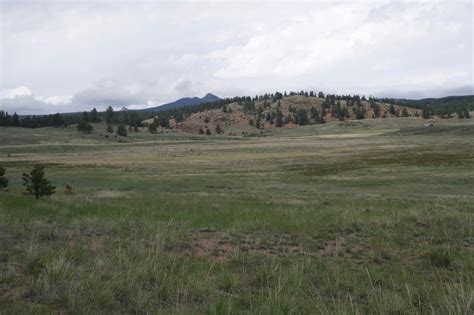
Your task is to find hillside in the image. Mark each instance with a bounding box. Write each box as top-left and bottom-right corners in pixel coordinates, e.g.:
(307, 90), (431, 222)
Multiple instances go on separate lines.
(171, 95), (422, 135)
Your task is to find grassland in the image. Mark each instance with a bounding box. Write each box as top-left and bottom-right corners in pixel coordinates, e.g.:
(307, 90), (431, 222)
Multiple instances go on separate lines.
(0, 118), (473, 314)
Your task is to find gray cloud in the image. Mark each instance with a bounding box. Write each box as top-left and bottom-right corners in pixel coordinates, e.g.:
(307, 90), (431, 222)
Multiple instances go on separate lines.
(1, 0), (472, 114)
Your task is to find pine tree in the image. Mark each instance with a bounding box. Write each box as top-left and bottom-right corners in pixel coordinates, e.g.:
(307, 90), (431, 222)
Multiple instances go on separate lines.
(106, 124), (114, 133)
(276, 108), (283, 127)
(206, 128), (211, 135)
(0, 166), (8, 190)
(148, 123), (157, 133)
(105, 106), (114, 124)
(22, 165), (55, 199)
(90, 108), (100, 123)
(389, 104), (396, 115)
(11, 113), (20, 126)
(464, 108), (471, 119)
(422, 109), (430, 119)
(215, 124), (222, 134)
(401, 108), (409, 117)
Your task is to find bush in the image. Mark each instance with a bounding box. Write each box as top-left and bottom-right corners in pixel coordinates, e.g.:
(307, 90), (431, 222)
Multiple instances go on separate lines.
(116, 124), (127, 137)
(76, 121), (93, 133)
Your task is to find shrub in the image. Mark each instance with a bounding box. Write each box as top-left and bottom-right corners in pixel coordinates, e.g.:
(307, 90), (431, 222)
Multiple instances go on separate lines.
(116, 124), (127, 137)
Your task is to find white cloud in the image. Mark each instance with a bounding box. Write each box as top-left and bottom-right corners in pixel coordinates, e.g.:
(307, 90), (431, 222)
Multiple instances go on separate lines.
(0, 86), (33, 99)
(1, 0), (472, 114)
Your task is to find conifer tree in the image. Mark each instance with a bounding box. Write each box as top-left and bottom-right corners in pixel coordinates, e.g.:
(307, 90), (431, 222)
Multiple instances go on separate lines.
(0, 166), (8, 190)
(276, 108), (283, 127)
(22, 165), (55, 199)
(148, 123), (157, 133)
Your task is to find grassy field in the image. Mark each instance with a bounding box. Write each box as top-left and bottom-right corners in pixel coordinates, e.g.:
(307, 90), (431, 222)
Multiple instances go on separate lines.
(0, 118), (473, 314)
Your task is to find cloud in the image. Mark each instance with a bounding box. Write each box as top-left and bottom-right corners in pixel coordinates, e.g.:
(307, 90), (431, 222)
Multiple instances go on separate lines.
(1, 0), (472, 114)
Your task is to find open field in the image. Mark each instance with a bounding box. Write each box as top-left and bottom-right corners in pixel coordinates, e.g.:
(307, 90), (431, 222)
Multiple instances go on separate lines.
(0, 118), (473, 313)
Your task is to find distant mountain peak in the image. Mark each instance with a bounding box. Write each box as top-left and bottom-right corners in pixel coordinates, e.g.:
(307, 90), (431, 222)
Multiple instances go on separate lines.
(203, 93), (219, 99)
(137, 93), (220, 112)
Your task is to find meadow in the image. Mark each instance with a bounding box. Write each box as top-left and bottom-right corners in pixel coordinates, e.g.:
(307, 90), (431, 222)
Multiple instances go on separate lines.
(0, 117), (473, 314)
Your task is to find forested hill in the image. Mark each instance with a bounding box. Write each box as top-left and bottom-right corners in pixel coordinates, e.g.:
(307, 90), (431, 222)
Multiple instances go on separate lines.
(394, 95), (473, 118)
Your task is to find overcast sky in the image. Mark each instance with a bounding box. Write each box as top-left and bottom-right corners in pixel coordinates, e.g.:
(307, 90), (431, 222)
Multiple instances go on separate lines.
(1, 0), (473, 114)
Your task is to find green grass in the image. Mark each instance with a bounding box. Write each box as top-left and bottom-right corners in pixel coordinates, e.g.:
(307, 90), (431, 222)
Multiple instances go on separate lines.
(0, 118), (473, 313)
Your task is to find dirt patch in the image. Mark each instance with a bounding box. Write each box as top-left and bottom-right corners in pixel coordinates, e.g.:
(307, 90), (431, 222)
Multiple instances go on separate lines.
(95, 190), (128, 199)
(187, 229), (363, 262)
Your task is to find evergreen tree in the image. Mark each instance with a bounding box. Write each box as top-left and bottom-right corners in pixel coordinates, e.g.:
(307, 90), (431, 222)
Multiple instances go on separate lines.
(422, 109), (430, 119)
(255, 115), (261, 129)
(90, 108), (100, 123)
(11, 113), (20, 126)
(199, 128), (205, 134)
(206, 128), (211, 135)
(22, 165), (55, 199)
(82, 111), (90, 122)
(389, 104), (396, 115)
(401, 108), (409, 117)
(116, 124), (127, 137)
(106, 124), (114, 133)
(148, 123), (157, 133)
(0, 166), (8, 190)
(464, 108), (471, 119)
(215, 124), (222, 134)
(276, 108), (283, 127)
(105, 106), (114, 124)
(296, 108), (308, 125)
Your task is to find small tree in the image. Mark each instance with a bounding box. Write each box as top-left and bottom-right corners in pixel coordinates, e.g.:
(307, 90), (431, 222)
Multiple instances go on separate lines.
(401, 108), (409, 117)
(206, 128), (211, 135)
(215, 124), (222, 134)
(105, 106), (114, 124)
(199, 128), (205, 134)
(90, 108), (100, 123)
(275, 108), (283, 127)
(464, 108), (471, 119)
(148, 123), (157, 133)
(22, 165), (55, 199)
(116, 124), (127, 137)
(389, 104), (396, 115)
(0, 166), (8, 190)
(106, 124), (114, 133)
(422, 109), (430, 119)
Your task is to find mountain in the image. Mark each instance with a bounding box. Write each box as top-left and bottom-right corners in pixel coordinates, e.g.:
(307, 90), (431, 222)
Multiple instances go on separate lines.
(137, 93), (220, 112)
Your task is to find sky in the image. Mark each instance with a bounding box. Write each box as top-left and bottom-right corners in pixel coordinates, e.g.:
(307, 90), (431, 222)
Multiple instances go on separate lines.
(1, 0), (473, 115)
